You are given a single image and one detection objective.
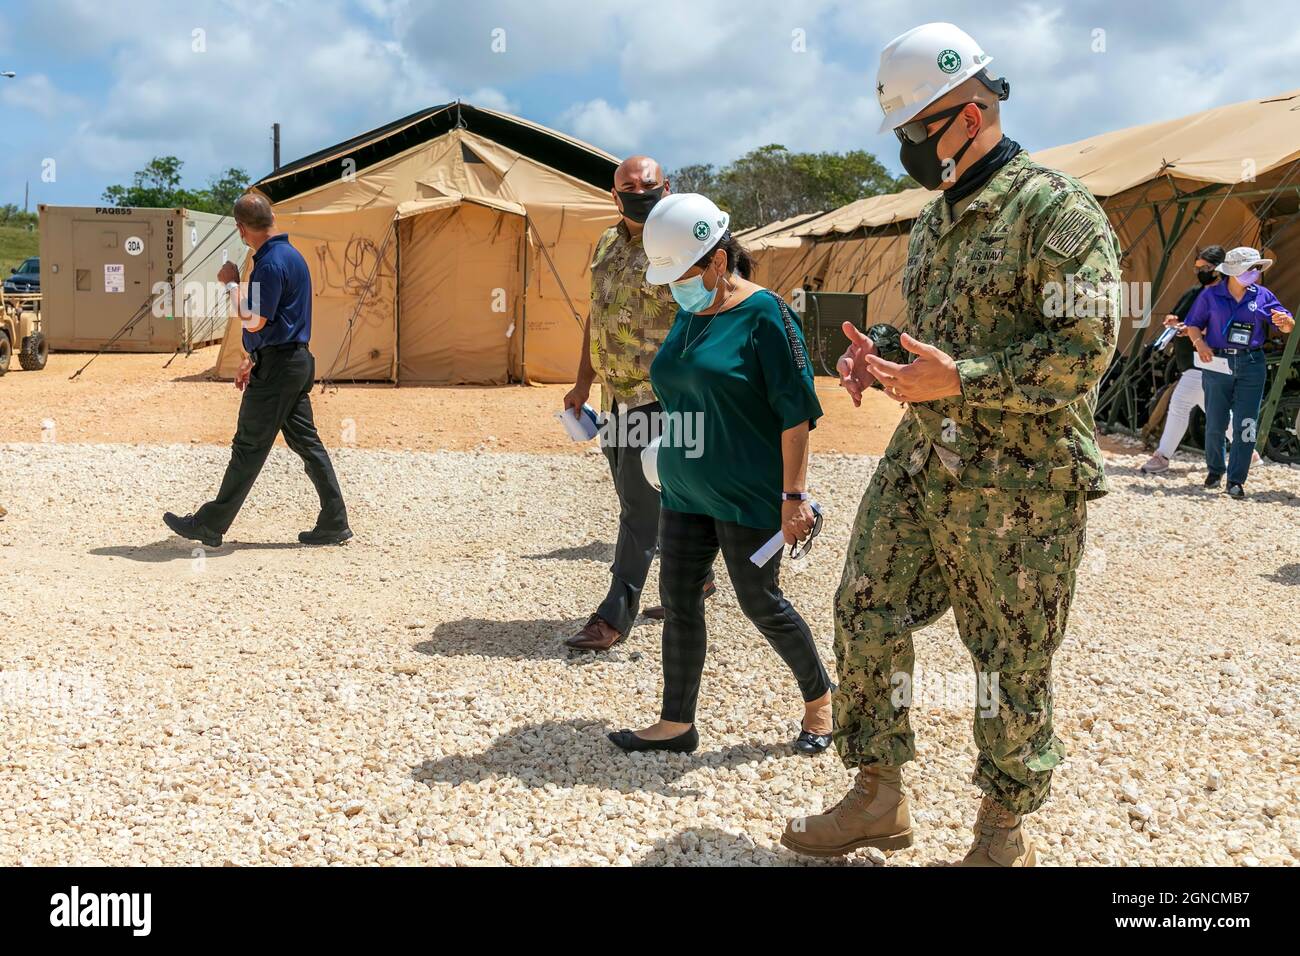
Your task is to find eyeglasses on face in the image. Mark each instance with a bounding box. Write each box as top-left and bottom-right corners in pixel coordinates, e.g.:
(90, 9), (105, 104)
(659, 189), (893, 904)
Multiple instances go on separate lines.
(894, 102), (988, 145)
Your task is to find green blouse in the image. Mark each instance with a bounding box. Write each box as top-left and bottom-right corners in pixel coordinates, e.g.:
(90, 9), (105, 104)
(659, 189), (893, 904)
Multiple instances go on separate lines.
(649, 290), (822, 530)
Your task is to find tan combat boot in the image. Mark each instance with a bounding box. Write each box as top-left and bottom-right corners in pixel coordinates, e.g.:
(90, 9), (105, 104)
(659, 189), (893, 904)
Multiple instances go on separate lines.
(957, 796), (1037, 867)
(781, 766), (912, 857)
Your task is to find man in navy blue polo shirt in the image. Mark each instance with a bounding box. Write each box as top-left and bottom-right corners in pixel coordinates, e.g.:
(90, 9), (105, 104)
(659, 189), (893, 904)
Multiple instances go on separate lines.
(1184, 245), (1295, 498)
(164, 192), (351, 546)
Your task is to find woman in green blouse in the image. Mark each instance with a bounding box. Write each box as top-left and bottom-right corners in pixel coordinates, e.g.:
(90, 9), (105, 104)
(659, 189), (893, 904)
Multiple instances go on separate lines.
(606, 193), (832, 755)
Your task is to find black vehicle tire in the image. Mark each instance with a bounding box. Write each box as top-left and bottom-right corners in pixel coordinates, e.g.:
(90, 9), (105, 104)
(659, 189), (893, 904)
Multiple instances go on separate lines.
(1263, 396), (1300, 465)
(19, 331), (48, 371)
(0, 334), (11, 375)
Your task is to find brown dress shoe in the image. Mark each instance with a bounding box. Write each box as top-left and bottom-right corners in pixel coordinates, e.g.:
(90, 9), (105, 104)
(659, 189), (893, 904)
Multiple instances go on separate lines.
(565, 615), (624, 651)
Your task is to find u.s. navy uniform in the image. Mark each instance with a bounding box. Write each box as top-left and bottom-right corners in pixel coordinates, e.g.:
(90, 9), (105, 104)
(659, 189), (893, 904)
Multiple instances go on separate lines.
(834, 150), (1120, 815)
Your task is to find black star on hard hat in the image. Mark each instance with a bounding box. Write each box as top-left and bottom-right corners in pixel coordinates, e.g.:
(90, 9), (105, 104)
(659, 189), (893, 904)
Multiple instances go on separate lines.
(876, 81), (884, 95)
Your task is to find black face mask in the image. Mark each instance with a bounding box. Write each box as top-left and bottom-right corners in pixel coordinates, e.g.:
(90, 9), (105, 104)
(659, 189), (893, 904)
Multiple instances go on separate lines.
(615, 186), (665, 223)
(899, 109), (976, 191)
(1197, 269), (1218, 286)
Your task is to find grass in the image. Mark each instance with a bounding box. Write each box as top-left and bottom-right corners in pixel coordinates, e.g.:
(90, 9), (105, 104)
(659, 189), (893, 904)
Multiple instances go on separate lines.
(0, 224), (39, 275)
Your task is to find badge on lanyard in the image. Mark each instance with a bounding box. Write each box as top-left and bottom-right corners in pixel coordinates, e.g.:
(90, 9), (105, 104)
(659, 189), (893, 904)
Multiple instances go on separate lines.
(1226, 319), (1254, 347)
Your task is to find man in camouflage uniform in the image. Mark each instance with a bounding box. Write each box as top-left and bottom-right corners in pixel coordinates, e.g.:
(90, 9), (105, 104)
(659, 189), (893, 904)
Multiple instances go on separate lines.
(565, 156), (712, 650)
(781, 23), (1119, 866)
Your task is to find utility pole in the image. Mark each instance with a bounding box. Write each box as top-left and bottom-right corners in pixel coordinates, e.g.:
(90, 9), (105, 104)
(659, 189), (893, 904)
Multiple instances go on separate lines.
(272, 122), (281, 171)
(24, 180), (28, 213)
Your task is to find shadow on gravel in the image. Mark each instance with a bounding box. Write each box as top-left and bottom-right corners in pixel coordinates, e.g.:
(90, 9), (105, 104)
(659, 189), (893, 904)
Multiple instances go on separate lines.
(410, 718), (792, 797)
(522, 541), (615, 562)
(414, 617), (586, 659)
(1115, 475), (1300, 506)
(1265, 562), (1300, 586)
(169, 368), (218, 383)
(1107, 465), (1300, 504)
(631, 826), (889, 866)
(415, 614), (670, 660)
(91, 538), (304, 562)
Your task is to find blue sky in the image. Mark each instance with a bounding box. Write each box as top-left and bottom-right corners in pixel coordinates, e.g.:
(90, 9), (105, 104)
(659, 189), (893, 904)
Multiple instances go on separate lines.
(2, 0), (1299, 209)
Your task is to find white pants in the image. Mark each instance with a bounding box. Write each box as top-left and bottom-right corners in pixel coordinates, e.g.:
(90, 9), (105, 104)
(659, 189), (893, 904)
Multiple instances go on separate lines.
(1156, 369), (1233, 460)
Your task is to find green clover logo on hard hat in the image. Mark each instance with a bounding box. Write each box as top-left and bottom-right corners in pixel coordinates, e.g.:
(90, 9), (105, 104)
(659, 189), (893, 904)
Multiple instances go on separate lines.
(693, 220), (711, 242)
(937, 49), (961, 74)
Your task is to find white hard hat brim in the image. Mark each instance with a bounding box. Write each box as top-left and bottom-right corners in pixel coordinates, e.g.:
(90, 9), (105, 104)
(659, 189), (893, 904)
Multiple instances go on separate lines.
(876, 54), (994, 134)
(646, 260), (689, 285)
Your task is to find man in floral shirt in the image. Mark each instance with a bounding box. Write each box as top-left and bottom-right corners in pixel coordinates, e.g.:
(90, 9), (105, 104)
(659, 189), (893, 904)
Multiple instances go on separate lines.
(564, 156), (713, 650)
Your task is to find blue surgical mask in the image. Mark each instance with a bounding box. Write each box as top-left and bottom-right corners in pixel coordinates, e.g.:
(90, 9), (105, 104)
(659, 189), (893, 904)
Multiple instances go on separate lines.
(669, 271), (719, 312)
(1236, 269), (1261, 286)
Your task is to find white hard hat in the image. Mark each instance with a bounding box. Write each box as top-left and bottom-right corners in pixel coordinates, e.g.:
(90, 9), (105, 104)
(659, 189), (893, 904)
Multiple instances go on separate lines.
(641, 435), (662, 492)
(643, 193), (731, 285)
(876, 22), (996, 134)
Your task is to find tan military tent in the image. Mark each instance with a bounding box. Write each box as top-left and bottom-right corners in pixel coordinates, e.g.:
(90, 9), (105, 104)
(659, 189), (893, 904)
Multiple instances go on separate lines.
(745, 88), (1300, 350)
(214, 103), (621, 383)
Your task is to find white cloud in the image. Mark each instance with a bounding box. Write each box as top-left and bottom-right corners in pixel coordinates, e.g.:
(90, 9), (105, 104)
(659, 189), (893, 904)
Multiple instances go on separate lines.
(561, 99), (655, 155)
(23, 0), (506, 198)
(0, 73), (83, 119)
(9, 0), (1300, 210)
(392, 0), (622, 84)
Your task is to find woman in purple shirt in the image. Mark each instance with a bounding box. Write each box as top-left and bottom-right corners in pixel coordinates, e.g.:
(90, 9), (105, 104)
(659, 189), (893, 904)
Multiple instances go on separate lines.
(1183, 246), (1295, 497)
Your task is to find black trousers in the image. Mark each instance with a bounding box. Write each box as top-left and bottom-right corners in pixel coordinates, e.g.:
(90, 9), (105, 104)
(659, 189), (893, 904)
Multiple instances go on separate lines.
(595, 401), (663, 634)
(658, 507), (831, 724)
(195, 346), (348, 535)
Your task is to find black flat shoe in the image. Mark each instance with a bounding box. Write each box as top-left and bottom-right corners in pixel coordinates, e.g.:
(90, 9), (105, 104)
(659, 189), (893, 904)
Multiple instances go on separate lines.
(1205, 472), (1223, 489)
(299, 526), (354, 545)
(793, 728), (833, 755)
(163, 511), (222, 548)
(608, 726), (699, 754)
(1226, 482), (1246, 499)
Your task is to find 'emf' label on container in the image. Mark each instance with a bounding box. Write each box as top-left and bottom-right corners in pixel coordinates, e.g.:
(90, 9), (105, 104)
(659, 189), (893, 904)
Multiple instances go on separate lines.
(105, 263), (125, 293)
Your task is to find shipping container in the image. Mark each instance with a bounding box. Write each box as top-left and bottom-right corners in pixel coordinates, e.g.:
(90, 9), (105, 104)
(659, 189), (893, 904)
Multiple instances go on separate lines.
(38, 205), (247, 352)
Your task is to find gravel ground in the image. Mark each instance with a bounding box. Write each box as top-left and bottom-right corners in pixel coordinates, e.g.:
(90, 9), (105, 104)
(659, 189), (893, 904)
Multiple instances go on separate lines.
(0, 441), (1296, 866)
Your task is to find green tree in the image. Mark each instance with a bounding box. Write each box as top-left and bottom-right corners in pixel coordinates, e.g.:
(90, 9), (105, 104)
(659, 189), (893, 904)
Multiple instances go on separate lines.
(200, 167), (252, 213)
(669, 145), (911, 230)
(0, 204), (38, 228)
(667, 163), (718, 196)
(102, 156), (250, 214)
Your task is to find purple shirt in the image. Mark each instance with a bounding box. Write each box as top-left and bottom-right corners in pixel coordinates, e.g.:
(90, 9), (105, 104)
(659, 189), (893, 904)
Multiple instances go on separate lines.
(1184, 281), (1291, 350)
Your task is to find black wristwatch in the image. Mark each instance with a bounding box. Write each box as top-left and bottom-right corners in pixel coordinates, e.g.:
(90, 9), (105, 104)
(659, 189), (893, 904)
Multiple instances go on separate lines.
(782, 492), (810, 501)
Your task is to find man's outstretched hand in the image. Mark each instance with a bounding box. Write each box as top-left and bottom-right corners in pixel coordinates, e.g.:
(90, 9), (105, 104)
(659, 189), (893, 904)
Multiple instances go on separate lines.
(836, 322), (879, 407)
(863, 333), (962, 404)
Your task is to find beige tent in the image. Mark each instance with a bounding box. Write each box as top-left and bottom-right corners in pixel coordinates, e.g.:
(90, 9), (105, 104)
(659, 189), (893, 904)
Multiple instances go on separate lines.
(215, 103), (621, 383)
(745, 88), (1300, 347)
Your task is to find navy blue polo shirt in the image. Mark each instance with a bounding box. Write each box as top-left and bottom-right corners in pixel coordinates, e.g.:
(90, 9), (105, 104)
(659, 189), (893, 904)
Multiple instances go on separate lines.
(242, 233), (312, 352)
